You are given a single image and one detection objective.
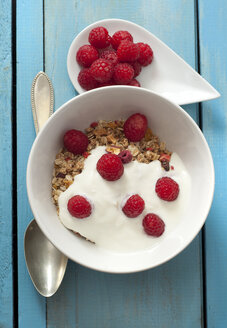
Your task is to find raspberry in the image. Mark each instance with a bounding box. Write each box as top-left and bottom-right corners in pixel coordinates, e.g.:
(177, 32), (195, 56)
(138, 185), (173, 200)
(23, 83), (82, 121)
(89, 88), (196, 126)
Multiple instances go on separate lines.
(137, 42), (153, 66)
(64, 129), (89, 155)
(111, 30), (133, 49)
(100, 50), (118, 66)
(90, 59), (113, 83)
(123, 113), (148, 142)
(90, 122), (98, 128)
(88, 26), (110, 49)
(67, 195), (92, 218)
(98, 80), (116, 87)
(97, 153), (124, 181)
(122, 194), (145, 218)
(118, 150), (132, 164)
(131, 61), (142, 77)
(76, 45), (99, 67)
(83, 151), (90, 158)
(143, 213), (165, 237)
(113, 63), (134, 84)
(155, 177), (179, 201)
(117, 40), (140, 62)
(128, 79), (141, 87)
(77, 68), (98, 90)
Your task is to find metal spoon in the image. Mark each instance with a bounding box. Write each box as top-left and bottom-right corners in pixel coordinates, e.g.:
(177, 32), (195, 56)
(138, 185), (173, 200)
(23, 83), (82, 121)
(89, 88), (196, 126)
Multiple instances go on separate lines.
(24, 72), (68, 297)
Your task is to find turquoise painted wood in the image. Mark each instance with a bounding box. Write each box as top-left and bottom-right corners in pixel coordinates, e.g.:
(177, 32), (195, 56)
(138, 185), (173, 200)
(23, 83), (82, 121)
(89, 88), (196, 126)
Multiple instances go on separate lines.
(16, 1), (46, 327)
(198, 0), (227, 327)
(43, 1), (202, 327)
(0, 1), (13, 327)
(13, 0), (227, 327)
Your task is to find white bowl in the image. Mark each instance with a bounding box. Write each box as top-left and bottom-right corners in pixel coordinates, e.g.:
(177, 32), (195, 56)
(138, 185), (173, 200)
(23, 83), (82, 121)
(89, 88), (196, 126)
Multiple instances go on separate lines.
(67, 18), (220, 105)
(27, 86), (214, 273)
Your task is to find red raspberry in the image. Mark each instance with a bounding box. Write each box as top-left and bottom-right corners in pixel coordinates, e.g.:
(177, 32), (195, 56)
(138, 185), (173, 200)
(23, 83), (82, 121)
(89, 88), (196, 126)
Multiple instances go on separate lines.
(113, 63), (134, 84)
(97, 153), (124, 181)
(123, 113), (148, 142)
(118, 150), (132, 164)
(100, 50), (118, 66)
(90, 59), (113, 83)
(137, 42), (153, 66)
(77, 68), (98, 90)
(83, 151), (91, 158)
(131, 61), (142, 77)
(117, 40), (140, 62)
(98, 81), (116, 88)
(155, 177), (179, 201)
(64, 129), (89, 155)
(128, 79), (141, 87)
(143, 213), (165, 237)
(88, 26), (110, 49)
(67, 195), (92, 218)
(122, 194), (145, 218)
(76, 45), (99, 67)
(111, 30), (133, 49)
(90, 121), (98, 128)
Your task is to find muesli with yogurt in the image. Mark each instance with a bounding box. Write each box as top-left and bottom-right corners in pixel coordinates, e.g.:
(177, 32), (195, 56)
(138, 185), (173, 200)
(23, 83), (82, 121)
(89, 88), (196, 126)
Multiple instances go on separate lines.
(51, 112), (190, 251)
(52, 117), (171, 208)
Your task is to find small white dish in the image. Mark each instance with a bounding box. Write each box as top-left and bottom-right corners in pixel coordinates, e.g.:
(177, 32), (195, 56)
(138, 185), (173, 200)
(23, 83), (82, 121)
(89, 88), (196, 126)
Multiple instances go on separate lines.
(67, 18), (220, 105)
(27, 86), (214, 273)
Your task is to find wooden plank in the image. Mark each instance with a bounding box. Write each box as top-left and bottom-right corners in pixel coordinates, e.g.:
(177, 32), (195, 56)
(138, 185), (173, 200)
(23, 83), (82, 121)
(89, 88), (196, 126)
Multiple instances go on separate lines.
(75, 237), (202, 328)
(45, 1), (202, 327)
(198, 0), (227, 327)
(0, 0), (13, 327)
(17, 1), (46, 327)
(44, 1), (78, 326)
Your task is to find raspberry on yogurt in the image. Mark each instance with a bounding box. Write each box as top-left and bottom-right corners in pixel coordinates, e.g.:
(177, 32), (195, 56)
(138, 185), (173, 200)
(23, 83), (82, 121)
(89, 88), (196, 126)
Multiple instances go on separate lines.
(122, 194), (145, 218)
(143, 213), (165, 237)
(68, 195), (92, 219)
(96, 153), (124, 181)
(155, 177), (179, 201)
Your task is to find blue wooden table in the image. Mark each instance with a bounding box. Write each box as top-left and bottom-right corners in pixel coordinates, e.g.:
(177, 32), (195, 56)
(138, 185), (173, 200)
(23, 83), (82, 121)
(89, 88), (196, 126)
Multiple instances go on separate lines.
(1, 0), (226, 327)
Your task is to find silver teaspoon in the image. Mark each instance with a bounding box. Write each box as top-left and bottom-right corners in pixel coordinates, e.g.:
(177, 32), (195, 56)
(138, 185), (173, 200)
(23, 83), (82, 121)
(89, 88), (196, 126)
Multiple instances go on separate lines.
(24, 72), (68, 297)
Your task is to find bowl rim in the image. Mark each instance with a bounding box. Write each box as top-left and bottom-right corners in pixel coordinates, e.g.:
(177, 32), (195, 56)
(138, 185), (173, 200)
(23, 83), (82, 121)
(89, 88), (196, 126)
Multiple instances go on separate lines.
(26, 86), (215, 273)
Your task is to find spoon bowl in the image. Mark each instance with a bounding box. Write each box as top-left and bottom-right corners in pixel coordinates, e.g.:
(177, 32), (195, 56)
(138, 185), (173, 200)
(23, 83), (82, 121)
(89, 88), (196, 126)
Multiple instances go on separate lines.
(24, 219), (68, 297)
(67, 18), (219, 105)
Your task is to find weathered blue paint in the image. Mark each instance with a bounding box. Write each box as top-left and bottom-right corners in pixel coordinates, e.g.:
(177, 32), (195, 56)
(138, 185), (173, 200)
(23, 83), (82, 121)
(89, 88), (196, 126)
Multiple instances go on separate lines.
(11, 0), (227, 326)
(0, 0), (13, 327)
(198, 0), (227, 327)
(17, 1), (46, 327)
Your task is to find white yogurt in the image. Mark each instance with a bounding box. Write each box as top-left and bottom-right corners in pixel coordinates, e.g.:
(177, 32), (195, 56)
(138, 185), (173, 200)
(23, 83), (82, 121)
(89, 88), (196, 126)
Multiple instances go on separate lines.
(58, 146), (191, 252)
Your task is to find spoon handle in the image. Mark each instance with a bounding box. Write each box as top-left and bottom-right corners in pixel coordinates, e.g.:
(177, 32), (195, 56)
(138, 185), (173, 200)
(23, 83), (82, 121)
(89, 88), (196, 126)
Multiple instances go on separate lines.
(31, 72), (54, 134)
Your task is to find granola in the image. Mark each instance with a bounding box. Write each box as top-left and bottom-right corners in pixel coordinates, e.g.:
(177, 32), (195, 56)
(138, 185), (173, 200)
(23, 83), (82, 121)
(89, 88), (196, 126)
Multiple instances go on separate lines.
(52, 119), (171, 208)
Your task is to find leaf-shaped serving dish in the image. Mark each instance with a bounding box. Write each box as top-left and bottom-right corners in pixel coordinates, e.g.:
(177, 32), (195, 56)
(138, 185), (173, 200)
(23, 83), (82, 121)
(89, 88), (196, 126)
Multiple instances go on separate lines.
(67, 18), (220, 105)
